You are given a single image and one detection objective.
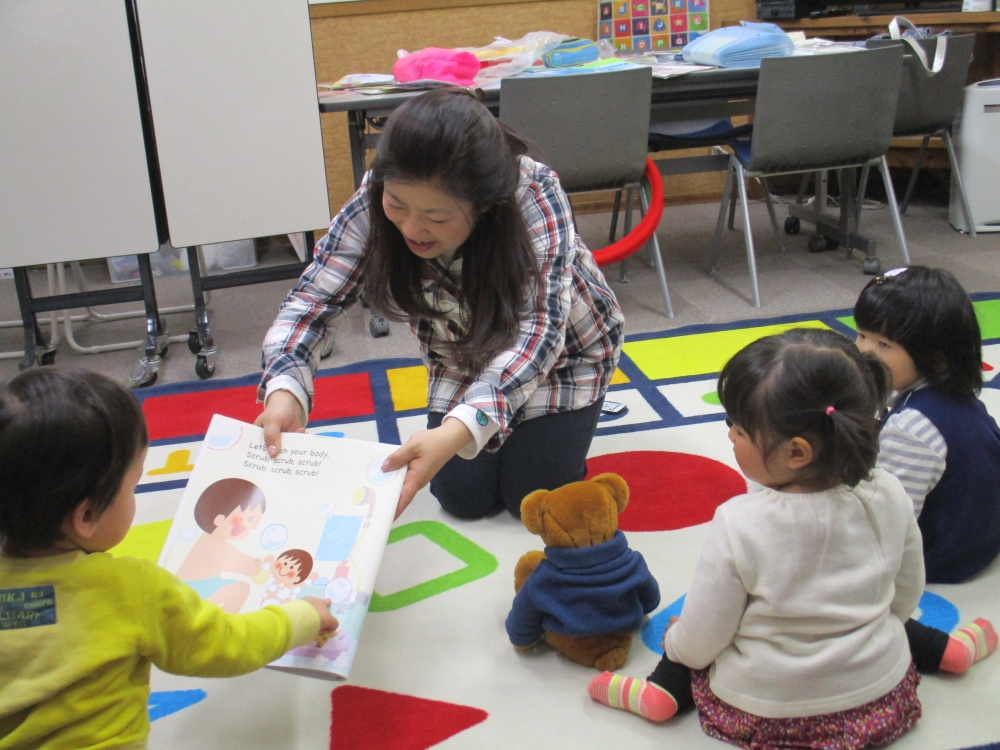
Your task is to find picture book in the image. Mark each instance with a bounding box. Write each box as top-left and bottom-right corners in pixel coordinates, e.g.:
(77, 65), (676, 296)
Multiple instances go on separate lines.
(158, 415), (406, 681)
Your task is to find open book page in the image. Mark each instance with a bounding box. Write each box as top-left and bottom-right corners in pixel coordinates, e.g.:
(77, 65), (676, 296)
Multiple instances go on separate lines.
(157, 415), (406, 681)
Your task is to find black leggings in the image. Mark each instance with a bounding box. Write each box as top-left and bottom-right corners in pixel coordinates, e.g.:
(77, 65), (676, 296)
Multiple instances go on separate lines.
(647, 619), (950, 710)
(427, 399), (604, 519)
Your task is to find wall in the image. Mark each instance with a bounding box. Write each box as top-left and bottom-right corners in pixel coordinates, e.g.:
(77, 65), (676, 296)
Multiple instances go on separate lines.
(309, 0), (755, 213)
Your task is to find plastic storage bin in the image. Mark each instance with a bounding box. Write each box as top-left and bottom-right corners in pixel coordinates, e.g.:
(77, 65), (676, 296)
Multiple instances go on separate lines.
(107, 247), (189, 283)
(198, 240), (257, 274)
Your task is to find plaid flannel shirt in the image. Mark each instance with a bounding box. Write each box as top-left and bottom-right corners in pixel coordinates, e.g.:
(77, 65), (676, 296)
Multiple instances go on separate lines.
(259, 156), (624, 452)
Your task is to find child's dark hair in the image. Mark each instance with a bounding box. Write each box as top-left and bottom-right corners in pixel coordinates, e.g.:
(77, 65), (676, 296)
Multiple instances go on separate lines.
(361, 88), (538, 372)
(718, 328), (890, 489)
(0, 367), (148, 555)
(854, 266), (982, 397)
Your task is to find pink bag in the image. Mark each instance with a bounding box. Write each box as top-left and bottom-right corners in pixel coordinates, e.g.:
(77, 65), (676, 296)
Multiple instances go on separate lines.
(392, 47), (481, 86)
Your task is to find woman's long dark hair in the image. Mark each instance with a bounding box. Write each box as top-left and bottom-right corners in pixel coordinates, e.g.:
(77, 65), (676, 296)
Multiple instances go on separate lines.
(361, 89), (538, 372)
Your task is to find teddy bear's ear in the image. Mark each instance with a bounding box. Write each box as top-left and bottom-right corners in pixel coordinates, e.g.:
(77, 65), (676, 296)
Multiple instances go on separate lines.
(592, 473), (629, 513)
(520, 490), (548, 535)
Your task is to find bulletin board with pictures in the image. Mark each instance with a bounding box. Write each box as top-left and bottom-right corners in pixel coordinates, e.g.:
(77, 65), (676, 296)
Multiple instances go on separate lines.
(599, 0), (709, 53)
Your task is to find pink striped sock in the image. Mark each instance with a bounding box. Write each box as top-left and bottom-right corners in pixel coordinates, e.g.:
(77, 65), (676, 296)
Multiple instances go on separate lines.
(588, 671), (678, 722)
(940, 619), (998, 674)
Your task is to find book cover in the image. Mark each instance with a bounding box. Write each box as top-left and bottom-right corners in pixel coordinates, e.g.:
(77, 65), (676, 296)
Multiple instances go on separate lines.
(158, 415), (406, 680)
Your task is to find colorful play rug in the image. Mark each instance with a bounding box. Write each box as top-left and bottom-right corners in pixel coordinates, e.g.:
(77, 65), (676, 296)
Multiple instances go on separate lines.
(123, 301), (1000, 750)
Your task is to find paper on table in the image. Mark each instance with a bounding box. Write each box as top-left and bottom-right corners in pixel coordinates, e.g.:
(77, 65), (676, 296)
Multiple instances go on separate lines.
(319, 73), (394, 89)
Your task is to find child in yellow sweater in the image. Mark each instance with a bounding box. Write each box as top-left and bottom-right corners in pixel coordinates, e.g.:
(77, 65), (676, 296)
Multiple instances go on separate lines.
(0, 367), (338, 750)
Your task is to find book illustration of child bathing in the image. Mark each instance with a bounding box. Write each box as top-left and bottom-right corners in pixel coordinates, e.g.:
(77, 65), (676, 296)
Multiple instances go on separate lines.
(175, 477), (266, 614)
(257, 549), (319, 607)
(159, 415), (406, 680)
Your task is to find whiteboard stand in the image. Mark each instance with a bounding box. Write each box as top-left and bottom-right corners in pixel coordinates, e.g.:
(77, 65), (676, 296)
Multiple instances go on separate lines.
(2, 0), (170, 386)
(134, 0), (332, 380)
(12, 255), (169, 384)
(183, 233), (318, 380)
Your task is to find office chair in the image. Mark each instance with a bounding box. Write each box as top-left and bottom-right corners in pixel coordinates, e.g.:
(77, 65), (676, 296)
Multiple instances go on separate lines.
(711, 46), (907, 308)
(860, 34), (977, 237)
(500, 66), (674, 318)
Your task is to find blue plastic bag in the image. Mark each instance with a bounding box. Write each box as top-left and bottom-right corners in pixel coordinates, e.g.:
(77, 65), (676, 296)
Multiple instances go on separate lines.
(682, 21), (794, 68)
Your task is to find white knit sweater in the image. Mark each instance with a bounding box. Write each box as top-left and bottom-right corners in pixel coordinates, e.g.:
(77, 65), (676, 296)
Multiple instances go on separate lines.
(664, 468), (924, 718)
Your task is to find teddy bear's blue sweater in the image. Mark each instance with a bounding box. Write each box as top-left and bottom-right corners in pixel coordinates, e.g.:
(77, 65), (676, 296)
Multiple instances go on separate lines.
(505, 530), (660, 646)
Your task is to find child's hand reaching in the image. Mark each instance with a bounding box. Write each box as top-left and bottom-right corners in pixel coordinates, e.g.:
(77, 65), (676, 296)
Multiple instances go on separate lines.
(661, 616), (680, 652)
(302, 596), (339, 644)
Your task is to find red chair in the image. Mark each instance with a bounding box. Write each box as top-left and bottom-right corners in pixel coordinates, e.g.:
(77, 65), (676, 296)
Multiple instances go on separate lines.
(591, 160), (672, 318)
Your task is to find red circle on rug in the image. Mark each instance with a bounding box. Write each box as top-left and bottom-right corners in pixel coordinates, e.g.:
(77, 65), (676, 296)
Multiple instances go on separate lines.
(586, 451), (746, 532)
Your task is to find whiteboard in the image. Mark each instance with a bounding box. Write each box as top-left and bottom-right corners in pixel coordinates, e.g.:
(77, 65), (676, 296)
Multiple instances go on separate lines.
(0, 0), (160, 267)
(135, 0), (331, 249)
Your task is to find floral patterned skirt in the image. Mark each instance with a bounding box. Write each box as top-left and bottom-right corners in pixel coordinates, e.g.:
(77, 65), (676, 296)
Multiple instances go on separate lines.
(690, 664), (922, 750)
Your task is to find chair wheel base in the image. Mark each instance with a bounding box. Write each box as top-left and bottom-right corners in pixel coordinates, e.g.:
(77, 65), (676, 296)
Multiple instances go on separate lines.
(808, 233), (838, 253)
(784, 217), (800, 235)
(369, 317), (390, 338)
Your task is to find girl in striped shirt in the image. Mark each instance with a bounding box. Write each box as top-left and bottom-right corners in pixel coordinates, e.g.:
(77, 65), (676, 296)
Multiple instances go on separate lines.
(855, 266), (998, 675)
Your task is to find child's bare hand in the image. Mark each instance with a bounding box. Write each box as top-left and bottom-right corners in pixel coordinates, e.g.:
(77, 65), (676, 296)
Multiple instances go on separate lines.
(661, 616), (680, 651)
(302, 596), (339, 635)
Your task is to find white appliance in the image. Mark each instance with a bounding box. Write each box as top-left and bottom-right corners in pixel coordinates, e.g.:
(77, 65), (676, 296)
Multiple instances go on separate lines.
(951, 79), (1000, 233)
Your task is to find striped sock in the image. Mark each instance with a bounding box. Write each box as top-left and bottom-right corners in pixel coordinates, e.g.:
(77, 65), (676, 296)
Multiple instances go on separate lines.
(940, 619), (999, 674)
(588, 671), (678, 723)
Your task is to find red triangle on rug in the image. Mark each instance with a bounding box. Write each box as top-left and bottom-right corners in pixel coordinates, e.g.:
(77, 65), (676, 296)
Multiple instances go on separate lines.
(330, 686), (487, 750)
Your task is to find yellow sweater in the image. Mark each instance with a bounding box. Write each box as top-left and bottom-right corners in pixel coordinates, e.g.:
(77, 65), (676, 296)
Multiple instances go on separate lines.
(0, 551), (320, 750)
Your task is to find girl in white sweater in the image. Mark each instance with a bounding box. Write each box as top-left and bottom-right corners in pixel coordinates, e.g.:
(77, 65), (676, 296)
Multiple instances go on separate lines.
(590, 328), (927, 749)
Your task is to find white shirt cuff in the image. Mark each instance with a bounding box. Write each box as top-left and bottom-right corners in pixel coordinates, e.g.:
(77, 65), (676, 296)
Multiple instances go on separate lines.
(264, 376), (309, 425)
(445, 405), (499, 459)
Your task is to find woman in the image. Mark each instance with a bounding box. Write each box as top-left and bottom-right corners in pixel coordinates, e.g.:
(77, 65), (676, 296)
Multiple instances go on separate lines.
(256, 89), (624, 520)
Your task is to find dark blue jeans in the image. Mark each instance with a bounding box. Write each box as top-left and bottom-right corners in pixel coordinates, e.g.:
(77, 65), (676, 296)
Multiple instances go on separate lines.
(427, 398), (604, 519)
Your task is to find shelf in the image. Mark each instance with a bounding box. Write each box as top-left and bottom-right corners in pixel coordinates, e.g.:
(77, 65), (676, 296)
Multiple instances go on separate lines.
(776, 11), (1000, 35)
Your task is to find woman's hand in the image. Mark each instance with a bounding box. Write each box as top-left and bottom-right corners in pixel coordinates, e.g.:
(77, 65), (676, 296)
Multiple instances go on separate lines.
(254, 390), (306, 457)
(381, 419), (473, 519)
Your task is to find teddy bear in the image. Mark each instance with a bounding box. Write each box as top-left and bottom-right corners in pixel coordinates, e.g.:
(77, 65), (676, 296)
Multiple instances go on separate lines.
(505, 473), (660, 671)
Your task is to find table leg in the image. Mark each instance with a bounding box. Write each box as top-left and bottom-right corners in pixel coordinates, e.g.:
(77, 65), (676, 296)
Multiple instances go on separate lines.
(348, 110), (367, 190)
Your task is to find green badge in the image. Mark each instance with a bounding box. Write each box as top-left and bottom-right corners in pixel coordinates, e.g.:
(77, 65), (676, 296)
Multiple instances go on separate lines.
(476, 410), (488, 427)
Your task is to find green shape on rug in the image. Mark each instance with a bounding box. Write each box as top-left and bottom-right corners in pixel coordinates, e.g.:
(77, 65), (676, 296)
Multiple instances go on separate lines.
(974, 299), (1000, 340)
(623, 320), (830, 380)
(370, 521), (497, 612)
(701, 391), (721, 406)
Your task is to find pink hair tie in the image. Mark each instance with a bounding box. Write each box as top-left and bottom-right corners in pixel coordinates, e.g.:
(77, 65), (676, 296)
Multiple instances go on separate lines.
(825, 406), (836, 416)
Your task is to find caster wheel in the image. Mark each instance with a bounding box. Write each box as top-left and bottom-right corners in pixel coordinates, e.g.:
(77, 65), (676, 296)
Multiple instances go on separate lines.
(157, 343), (169, 359)
(39, 350), (56, 366)
(807, 233), (836, 253)
(360, 290), (370, 309)
(187, 330), (202, 355)
(784, 216), (800, 235)
(863, 257), (882, 275)
(195, 355), (215, 379)
(137, 372), (158, 388)
(369, 316), (390, 338)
